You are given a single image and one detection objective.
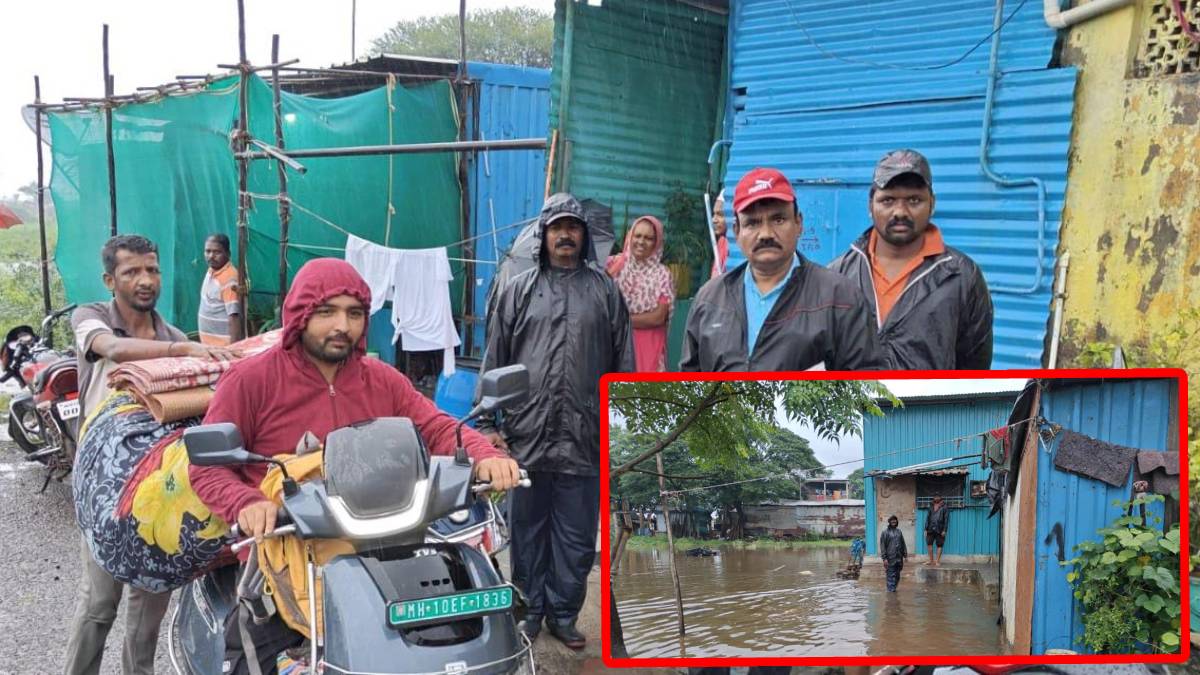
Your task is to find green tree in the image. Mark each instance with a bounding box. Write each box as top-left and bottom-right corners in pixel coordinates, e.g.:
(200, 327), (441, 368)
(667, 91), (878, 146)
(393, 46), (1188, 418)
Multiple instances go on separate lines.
(847, 467), (865, 499)
(368, 8), (553, 68)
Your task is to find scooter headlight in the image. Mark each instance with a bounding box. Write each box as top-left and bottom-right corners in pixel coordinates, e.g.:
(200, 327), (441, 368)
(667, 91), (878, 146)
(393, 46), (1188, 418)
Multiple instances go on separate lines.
(448, 509), (470, 524)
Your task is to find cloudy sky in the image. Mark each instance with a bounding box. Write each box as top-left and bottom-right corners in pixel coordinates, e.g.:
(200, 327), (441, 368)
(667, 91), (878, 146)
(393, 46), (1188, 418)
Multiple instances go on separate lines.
(0, 0), (555, 196)
(780, 378), (1029, 478)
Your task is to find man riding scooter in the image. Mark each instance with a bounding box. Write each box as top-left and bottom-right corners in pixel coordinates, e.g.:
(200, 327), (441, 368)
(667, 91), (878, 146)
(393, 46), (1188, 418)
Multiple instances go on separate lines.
(189, 258), (521, 674)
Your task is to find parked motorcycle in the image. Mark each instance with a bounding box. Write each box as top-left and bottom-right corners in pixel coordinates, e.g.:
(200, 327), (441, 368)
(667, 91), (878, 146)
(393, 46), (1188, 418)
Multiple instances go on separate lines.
(1, 304), (80, 486)
(168, 364), (536, 675)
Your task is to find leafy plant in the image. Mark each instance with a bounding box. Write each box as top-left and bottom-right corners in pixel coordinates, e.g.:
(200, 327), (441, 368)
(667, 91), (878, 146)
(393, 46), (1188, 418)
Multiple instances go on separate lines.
(660, 185), (712, 298)
(1061, 494), (1182, 654)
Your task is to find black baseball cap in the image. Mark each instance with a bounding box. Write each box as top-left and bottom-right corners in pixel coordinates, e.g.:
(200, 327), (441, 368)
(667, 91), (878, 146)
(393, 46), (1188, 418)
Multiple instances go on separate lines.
(873, 149), (934, 189)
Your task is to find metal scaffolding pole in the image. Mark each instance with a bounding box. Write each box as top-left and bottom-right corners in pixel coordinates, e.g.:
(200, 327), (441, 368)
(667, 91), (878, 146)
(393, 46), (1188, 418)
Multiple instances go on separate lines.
(457, 0), (475, 354)
(236, 138), (546, 161)
(34, 76), (52, 316)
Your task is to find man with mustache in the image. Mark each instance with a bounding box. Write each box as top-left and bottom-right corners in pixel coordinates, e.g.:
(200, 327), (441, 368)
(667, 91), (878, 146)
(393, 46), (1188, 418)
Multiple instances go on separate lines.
(479, 192), (634, 649)
(681, 167), (884, 371)
(66, 235), (237, 675)
(830, 149), (993, 369)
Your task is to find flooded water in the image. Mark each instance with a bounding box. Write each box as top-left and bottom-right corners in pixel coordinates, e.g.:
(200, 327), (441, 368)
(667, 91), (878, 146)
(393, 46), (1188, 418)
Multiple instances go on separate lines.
(614, 545), (1004, 658)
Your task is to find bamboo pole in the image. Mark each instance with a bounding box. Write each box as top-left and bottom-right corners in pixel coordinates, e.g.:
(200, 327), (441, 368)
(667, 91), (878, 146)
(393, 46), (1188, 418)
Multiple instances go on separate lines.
(657, 452), (686, 646)
(234, 0), (250, 337)
(102, 25), (117, 236)
(33, 76), (51, 317)
(271, 35), (290, 315)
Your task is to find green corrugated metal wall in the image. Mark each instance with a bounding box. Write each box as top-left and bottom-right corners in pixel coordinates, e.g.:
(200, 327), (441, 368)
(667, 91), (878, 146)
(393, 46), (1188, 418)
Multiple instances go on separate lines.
(550, 0), (726, 253)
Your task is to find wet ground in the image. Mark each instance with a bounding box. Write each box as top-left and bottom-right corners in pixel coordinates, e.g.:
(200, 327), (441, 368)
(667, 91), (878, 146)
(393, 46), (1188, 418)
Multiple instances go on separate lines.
(613, 544), (1004, 659)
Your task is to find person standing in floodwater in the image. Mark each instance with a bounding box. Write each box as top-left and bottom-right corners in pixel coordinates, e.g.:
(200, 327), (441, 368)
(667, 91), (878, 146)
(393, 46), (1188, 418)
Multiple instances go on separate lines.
(880, 515), (907, 592)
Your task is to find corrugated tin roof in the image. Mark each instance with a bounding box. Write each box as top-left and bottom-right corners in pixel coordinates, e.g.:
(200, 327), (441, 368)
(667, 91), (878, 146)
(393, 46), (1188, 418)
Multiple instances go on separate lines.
(1031, 378), (1174, 654)
(877, 390), (1025, 407)
(723, 0), (1077, 369)
(550, 0), (726, 229)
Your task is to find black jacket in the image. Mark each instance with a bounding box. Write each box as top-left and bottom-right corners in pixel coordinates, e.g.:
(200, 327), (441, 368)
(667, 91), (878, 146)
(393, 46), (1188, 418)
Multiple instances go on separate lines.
(926, 504), (949, 534)
(679, 253), (886, 372)
(880, 526), (907, 562)
(480, 210), (635, 476)
(828, 228), (994, 370)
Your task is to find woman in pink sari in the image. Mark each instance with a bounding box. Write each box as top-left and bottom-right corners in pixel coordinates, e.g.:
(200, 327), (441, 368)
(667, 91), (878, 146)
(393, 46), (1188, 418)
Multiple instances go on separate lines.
(605, 216), (675, 372)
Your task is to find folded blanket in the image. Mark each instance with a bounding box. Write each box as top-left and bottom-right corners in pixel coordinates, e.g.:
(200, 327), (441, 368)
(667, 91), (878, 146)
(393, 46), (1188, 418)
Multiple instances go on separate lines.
(109, 330), (281, 394)
(131, 385), (216, 424)
(75, 391), (233, 593)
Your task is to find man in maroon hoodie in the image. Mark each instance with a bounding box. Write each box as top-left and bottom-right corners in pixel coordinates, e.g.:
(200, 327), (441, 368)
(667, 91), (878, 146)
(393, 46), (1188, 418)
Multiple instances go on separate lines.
(190, 258), (519, 673)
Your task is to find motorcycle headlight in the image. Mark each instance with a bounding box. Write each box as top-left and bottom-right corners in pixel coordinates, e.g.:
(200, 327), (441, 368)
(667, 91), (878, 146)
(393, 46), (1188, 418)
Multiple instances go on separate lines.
(20, 410), (40, 433)
(448, 509), (470, 524)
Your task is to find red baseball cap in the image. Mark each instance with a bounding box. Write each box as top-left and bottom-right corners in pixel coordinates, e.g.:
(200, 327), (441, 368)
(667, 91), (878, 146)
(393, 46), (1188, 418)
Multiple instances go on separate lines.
(733, 167), (796, 214)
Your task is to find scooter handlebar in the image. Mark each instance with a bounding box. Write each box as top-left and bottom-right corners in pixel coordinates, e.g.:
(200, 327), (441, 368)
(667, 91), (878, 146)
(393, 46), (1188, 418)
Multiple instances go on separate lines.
(471, 468), (531, 494)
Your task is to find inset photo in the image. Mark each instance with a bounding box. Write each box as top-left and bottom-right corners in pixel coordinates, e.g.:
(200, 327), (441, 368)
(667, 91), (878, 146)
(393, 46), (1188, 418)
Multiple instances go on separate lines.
(601, 370), (1188, 668)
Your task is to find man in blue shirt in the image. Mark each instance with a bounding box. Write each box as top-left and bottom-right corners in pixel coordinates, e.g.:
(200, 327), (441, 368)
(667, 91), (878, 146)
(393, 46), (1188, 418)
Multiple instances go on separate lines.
(681, 167), (884, 371)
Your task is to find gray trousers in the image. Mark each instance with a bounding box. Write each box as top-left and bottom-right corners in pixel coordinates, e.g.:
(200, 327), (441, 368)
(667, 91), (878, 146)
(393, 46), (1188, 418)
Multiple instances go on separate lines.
(63, 536), (172, 675)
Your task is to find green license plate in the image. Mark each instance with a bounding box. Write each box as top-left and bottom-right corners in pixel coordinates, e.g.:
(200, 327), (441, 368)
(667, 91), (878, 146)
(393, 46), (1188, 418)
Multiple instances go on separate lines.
(388, 586), (513, 627)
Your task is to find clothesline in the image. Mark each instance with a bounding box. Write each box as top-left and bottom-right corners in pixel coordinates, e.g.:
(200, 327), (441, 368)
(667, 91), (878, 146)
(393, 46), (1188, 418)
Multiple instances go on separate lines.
(242, 190), (533, 252)
(658, 415), (1041, 498)
(286, 241), (497, 265)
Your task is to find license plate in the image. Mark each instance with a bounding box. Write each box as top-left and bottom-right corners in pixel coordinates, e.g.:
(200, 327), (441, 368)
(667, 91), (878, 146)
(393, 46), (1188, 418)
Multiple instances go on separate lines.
(388, 586), (513, 628)
(56, 400), (80, 420)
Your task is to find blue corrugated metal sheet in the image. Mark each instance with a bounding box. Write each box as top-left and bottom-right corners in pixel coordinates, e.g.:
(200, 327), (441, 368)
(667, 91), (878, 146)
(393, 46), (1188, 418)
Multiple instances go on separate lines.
(723, 0), (1077, 369)
(863, 393), (1017, 557)
(1031, 378), (1175, 654)
(465, 61), (551, 355)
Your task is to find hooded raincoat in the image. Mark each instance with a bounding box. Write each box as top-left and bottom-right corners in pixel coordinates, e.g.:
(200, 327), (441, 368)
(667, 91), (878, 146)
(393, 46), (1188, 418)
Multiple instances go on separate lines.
(480, 196), (635, 477)
(190, 258), (506, 527)
(829, 227), (993, 370)
(680, 254), (886, 372)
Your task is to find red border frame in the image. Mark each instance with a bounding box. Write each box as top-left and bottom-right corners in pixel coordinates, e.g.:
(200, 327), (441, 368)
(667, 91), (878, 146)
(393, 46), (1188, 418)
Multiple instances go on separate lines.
(599, 367), (1190, 668)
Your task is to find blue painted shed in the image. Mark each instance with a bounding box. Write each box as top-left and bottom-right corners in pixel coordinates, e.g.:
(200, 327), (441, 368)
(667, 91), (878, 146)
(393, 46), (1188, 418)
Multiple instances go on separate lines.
(718, 0), (1078, 369)
(463, 61), (551, 356)
(1029, 377), (1179, 654)
(863, 390), (1021, 559)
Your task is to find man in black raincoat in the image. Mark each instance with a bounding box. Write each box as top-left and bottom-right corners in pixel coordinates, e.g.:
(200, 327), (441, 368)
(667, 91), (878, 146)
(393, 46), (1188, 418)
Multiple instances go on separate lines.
(829, 149), (993, 370)
(681, 167), (885, 372)
(880, 514), (908, 592)
(480, 192), (635, 649)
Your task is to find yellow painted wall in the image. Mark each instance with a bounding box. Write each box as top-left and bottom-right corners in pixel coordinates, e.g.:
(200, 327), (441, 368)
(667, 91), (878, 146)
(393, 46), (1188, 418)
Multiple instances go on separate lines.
(1055, 4), (1200, 365)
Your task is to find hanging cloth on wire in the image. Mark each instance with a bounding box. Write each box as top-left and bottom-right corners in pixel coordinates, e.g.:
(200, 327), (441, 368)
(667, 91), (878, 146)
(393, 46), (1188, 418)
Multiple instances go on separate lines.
(343, 234), (460, 376)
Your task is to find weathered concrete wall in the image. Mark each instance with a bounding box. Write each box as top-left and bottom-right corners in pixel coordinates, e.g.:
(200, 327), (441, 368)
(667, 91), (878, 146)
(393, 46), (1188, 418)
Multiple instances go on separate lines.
(873, 477), (917, 556)
(743, 502), (866, 538)
(1054, 4), (1200, 365)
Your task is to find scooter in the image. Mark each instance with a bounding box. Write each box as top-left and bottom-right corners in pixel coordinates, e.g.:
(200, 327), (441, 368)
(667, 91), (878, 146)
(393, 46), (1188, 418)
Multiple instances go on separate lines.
(1, 304), (80, 487)
(168, 364), (536, 675)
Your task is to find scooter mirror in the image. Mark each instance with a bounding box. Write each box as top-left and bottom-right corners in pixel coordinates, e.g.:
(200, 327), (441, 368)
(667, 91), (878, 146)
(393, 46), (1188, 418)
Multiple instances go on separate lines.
(183, 423), (265, 466)
(475, 364), (529, 414)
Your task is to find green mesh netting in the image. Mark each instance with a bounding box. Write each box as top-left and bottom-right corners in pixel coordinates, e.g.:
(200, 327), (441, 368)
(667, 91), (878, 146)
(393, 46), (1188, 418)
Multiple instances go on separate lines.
(49, 74), (463, 333)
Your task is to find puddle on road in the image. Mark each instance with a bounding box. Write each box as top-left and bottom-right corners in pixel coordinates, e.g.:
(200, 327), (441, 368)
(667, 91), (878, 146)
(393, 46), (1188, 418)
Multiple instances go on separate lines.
(613, 544), (1004, 658)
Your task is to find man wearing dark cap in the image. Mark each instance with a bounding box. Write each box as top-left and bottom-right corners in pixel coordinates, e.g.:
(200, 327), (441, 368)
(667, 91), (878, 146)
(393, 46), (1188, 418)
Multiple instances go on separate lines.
(881, 514), (907, 592)
(830, 149), (994, 370)
(681, 167), (884, 372)
(479, 192), (634, 649)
